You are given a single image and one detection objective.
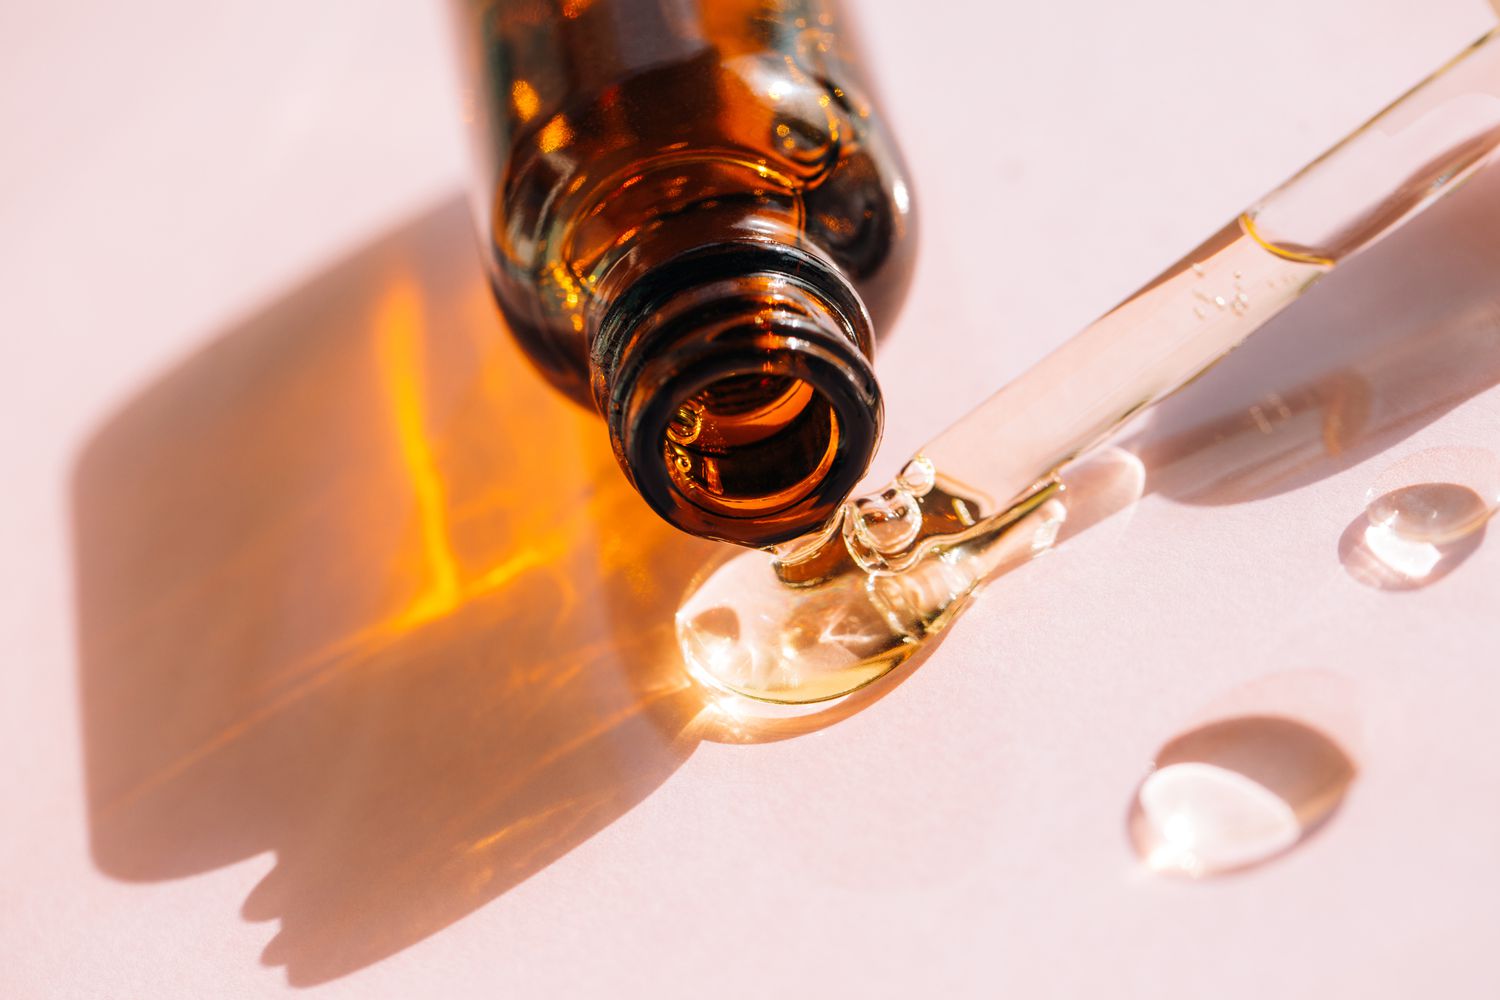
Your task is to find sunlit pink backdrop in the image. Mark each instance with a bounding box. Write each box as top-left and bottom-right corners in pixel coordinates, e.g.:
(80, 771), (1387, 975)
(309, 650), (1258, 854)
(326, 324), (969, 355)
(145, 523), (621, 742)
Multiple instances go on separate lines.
(4, 0), (1499, 996)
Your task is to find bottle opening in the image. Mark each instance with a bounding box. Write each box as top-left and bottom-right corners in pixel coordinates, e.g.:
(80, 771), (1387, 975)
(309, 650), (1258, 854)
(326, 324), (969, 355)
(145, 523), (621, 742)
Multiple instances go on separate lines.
(597, 243), (882, 547)
(663, 373), (840, 516)
(617, 318), (879, 546)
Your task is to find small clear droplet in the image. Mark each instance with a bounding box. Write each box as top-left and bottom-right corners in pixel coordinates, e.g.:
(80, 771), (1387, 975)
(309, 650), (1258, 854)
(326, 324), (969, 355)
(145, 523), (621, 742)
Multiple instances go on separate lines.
(1129, 716), (1356, 878)
(1341, 447), (1499, 589)
(1367, 482), (1490, 545)
(849, 487), (923, 555)
(896, 455), (937, 496)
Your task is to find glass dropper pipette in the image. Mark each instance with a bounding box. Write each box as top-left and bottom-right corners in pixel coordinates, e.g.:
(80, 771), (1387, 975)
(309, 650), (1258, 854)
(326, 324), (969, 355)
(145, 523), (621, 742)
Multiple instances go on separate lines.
(679, 29), (1500, 706)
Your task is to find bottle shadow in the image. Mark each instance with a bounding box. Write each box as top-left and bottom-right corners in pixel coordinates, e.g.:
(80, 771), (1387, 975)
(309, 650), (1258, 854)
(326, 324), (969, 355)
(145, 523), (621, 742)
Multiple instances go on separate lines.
(73, 197), (738, 986)
(73, 162), (1500, 987)
(1130, 159), (1500, 509)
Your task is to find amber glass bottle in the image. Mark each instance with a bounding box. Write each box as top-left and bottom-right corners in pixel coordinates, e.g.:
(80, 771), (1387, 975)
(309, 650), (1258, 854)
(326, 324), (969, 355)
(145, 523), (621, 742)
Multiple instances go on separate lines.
(452, 0), (915, 546)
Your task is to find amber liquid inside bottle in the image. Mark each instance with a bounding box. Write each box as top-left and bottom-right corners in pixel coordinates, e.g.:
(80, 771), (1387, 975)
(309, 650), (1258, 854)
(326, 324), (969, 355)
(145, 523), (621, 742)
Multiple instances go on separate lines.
(452, 0), (915, 546)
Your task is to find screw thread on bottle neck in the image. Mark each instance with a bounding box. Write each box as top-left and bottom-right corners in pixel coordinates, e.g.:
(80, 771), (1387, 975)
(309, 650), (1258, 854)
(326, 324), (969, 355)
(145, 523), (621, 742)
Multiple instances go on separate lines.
(594, 243), (882, 547)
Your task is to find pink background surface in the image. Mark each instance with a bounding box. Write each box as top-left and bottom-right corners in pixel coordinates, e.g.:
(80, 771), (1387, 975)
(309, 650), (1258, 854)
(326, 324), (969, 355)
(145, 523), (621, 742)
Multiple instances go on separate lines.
(6, 0), (1500, 996)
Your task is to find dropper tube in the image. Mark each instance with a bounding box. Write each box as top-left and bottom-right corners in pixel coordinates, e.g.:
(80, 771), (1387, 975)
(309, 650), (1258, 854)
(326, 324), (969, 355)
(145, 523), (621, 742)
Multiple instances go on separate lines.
(679, 28), (1500, 708)
(781, 28), (1500, 582)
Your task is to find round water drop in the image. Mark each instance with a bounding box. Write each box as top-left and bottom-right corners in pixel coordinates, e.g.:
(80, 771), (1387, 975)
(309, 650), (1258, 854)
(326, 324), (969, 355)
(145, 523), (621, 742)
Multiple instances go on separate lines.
(1367, 482), (1490, 545)
(1342, 446), (1499, 589)
(1129, 716), (1355, 878)
(896, 454), (936, 496)
(848, 487), (923, 555)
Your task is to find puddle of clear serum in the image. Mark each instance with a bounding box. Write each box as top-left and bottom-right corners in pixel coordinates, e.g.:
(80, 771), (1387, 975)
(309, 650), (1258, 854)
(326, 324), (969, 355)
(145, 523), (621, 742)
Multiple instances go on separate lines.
(677, 493), (1068, 707)
(1129, 716), (1357, 878)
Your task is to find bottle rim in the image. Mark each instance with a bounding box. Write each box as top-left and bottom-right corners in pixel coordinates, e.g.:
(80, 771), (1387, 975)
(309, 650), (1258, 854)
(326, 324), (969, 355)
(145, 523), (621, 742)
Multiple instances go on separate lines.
(595, 242), (883, 547)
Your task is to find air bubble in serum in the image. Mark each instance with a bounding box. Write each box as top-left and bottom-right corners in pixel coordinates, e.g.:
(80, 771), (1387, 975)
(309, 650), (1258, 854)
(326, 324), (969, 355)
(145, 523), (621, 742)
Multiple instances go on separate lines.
(1129, 716), (1356, 878)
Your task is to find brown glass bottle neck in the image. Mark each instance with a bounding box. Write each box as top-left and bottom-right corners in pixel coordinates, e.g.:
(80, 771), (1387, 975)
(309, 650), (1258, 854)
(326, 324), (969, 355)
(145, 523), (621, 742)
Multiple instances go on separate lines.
(593, 242), (883, 547)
